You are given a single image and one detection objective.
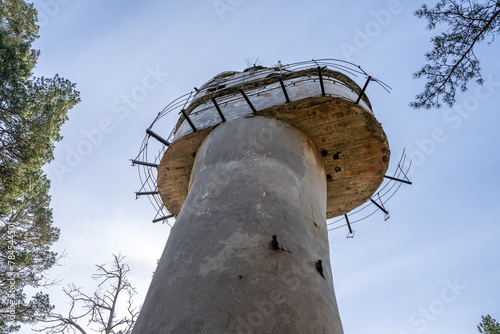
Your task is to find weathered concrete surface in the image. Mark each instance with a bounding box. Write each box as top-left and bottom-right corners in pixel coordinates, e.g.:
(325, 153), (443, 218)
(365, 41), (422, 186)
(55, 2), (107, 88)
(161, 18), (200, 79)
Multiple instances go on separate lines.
(133, 116), (343, 333)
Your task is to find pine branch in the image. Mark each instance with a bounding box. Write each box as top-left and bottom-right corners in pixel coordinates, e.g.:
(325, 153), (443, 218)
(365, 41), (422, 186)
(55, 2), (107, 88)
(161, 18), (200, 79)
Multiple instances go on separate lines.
(411, 0), (500, 109)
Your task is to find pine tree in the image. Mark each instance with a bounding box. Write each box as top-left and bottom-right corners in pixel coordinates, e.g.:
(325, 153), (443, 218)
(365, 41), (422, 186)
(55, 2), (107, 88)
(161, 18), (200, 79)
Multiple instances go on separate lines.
(411, 0), (500, 109)
(0, 0), (80, 332)
(478, 314), (500, 334)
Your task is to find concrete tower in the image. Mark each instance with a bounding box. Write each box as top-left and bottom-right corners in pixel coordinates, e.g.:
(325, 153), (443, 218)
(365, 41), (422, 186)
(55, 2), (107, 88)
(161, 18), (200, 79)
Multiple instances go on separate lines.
(132, 61), (390, 333)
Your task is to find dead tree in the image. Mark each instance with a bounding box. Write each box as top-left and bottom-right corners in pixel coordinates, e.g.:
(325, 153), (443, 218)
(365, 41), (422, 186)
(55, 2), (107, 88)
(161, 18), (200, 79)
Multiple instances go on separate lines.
(36, 254), (139, 334)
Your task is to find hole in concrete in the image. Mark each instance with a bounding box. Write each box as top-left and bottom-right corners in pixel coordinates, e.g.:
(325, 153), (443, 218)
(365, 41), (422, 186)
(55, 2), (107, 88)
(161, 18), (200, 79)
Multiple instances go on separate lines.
(335, 166), (342, 172)
(321, 149), (328, 157)
(271, 235), (280, 250)
(333, 152), (341, 160)
(316, 260), (325, 278)
(238, 275), (243, 279)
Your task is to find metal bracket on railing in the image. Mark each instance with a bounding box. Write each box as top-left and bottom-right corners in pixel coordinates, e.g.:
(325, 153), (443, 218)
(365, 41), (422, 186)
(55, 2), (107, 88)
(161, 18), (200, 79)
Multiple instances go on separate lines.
(146, 128), (170, 146)
(355, 76), (372, 105)
(240, 89), (257, 113)
(135, 191), (159, 199)
(317, 66), (326, 96)
(180, 109), (197, 132)
(211, 97), (226, 122)
(345, 214), (355, 238)
(152, 214), (174, 224)
(384, 175), (412, 185)
(370, 196), (389, 221)
(279, 77), (290, 103)
(130, 159), (159, 168)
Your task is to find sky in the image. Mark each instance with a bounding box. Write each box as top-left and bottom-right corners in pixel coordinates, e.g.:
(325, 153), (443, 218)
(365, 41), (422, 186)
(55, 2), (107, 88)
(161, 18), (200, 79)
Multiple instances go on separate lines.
(19, 0), (500, 333)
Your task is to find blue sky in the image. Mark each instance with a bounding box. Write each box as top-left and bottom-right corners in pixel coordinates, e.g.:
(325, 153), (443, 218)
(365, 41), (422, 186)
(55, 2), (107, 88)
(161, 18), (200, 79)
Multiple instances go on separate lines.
(23, 0), (500, 333)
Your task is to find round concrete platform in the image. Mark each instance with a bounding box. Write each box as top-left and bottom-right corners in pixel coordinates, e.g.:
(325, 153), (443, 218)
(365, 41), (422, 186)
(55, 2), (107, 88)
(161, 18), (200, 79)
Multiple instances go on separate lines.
(157, 94), (389, 219)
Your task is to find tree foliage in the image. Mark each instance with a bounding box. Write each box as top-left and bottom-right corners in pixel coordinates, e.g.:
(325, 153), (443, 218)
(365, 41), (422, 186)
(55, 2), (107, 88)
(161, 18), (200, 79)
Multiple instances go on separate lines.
(36, 254), (139, 334)
(411, 0), (500, 109)
(0, 173), (60, 333)
(0, 0), (80, 332)
(478, 314), (500, 334)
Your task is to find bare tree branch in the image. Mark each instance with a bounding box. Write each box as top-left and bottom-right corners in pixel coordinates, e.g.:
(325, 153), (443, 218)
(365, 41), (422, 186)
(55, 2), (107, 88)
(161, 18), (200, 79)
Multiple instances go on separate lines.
(35, 254), (139, 334)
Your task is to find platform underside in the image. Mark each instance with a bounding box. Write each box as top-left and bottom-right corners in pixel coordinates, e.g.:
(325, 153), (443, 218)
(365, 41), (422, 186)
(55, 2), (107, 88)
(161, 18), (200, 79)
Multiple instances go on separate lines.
(157, 95), (389, 219)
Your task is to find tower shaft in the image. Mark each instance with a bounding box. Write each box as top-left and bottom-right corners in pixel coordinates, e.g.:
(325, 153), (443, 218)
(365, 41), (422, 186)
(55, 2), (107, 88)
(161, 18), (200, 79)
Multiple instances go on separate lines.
(133, 116), (343, 333)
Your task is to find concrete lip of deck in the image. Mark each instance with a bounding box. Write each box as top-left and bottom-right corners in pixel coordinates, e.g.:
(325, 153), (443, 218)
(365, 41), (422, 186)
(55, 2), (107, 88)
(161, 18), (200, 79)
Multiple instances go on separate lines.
(157, 94), (389, 219)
